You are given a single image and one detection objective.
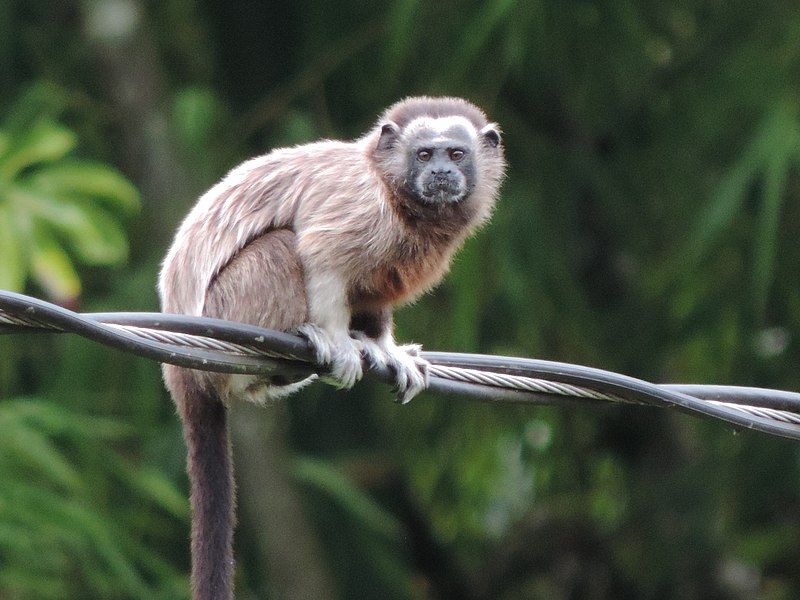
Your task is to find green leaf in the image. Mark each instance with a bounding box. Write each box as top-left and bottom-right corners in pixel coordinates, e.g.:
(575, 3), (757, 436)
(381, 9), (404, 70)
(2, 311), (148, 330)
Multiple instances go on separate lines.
(60, 206), (129, 264)
(14, 189), (129, 265)
(0, 399), (131, 439)
(0, 571), (69, 600)
(111, 459), (188, 519)
(25, 160), (140, 213)
(3, 483), (152, 597)
(653, 101), (800, 303)
(689, 103), (796, 264)
(30, 227), (81, 300)
(0, 91), (139, 298)
(0, 204), (26, 290)
(56, 502), (151, 596)
(293, 456), (402, 539)
(752, 152), (789, 319)
(0, 121), (76, 181)
(0, 422), (83, 491)
(0, 399), (176, 598)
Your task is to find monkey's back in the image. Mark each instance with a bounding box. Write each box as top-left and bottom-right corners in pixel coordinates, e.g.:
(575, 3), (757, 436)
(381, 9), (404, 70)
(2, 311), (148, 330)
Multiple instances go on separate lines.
(159, 139), (384, 317)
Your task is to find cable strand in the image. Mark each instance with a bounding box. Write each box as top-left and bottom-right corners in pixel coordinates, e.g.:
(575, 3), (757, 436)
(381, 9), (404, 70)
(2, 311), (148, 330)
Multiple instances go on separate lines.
(2, 290), (800, 441)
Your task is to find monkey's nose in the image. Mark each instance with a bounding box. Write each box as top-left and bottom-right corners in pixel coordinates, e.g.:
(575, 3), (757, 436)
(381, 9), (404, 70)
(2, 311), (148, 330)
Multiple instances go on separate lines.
(431, 171), (452, 185)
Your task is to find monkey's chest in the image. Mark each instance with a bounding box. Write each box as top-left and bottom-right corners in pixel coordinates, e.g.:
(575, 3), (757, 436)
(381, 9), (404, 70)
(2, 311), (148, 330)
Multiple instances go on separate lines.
(349, 249), (449, 310)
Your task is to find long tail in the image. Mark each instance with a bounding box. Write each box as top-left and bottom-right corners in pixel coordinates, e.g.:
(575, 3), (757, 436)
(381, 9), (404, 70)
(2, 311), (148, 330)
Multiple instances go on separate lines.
(168, 368), (235, 600)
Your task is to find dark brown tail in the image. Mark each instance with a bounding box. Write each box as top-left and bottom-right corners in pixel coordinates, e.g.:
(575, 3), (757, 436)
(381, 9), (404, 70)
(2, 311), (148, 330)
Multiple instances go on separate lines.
(167, 367), (235, 600)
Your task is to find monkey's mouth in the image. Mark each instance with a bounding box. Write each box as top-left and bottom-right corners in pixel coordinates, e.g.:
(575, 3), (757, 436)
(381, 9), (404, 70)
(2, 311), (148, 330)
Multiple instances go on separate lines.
(419, 178), (465, 203)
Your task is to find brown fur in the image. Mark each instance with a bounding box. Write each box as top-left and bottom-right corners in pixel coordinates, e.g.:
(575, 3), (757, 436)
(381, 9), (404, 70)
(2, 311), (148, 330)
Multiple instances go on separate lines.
(205, 229), (308, 329)
(162, 369), (233, 600)
(159, 97), (506, 600)
(380, 96), (490, 130)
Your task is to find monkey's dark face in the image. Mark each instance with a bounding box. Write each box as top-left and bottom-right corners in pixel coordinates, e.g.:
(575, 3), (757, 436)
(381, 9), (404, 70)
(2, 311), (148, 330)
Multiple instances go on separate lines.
(373, 111), (503, 220)
(404, 126), (476, 205)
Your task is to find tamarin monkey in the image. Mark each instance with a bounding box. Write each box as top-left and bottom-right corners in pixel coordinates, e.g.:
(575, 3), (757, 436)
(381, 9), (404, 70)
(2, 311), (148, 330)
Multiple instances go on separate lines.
(159, 96), (506, 599)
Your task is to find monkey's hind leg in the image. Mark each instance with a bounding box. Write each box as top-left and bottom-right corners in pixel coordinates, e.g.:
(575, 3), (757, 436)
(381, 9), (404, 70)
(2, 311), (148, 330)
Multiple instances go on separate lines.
(205, 228), (315, 401)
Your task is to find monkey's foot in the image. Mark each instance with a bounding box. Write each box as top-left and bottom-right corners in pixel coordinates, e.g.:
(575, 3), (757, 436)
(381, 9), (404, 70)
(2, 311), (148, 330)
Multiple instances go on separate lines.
(298, 323), (363, 389)
(353, 334), (429, 404)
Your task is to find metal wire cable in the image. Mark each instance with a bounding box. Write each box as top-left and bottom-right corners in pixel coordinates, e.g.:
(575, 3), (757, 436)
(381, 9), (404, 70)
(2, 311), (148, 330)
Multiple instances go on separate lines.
(2, 289), (800, 441)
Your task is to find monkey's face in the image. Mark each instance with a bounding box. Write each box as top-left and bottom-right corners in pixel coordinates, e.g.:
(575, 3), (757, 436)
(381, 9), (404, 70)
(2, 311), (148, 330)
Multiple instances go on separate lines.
(373, 109), (504, 216)
(404, 126), (476, 205)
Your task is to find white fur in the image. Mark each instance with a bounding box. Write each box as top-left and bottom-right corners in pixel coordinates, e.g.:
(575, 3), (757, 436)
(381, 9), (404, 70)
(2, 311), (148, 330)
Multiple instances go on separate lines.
(403, 116), (478, 140)
(354, 331), (428, 404)
(296, 268), (363, 388)
(225, 373), (317, 405)
(299, 323), (362, 389)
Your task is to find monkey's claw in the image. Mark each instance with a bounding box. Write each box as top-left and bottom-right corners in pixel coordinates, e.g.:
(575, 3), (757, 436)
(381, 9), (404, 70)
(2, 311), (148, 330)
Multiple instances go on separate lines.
(298, 323), (363, 389)
(329, 340), (363, 389)
(353, 334), (428, 404)
(392, 345), (429, 404)
(298, 323), (333, 365)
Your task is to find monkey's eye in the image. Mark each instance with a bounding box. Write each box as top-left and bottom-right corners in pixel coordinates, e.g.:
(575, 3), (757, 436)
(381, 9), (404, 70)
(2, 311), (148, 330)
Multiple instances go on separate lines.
(449, 149), (465, 161)
(417, 149), (432, 162)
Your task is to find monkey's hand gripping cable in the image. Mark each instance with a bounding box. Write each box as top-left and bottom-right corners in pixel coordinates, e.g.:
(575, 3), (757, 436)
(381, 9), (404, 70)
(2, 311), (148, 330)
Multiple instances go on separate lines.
(2, 289), (800, 441)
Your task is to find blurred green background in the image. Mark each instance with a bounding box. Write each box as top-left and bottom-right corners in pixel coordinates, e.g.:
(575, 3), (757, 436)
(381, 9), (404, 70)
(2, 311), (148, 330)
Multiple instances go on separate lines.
(3, 1), (800, 598)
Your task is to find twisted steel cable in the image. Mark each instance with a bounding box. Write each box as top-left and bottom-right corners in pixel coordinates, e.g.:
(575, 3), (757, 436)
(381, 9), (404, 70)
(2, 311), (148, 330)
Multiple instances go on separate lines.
(2, 289), (800, 440)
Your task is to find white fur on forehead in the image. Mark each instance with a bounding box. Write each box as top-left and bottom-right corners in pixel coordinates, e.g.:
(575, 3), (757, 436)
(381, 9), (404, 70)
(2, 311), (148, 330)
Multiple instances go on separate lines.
(400, 115), (478, 141)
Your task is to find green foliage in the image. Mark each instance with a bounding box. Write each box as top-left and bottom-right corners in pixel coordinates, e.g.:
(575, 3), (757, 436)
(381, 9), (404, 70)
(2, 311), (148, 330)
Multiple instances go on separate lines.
(0, 86), (139, 300)
(0, 399), (187, 599)
(5, 0), (800, 598)
(661, 100), (800, 322)
(293, 456), (402, 540)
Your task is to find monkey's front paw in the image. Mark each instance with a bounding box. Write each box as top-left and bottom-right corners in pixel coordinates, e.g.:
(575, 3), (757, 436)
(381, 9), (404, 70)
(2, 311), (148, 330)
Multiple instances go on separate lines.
(353, 334), (428, 404)
(391, 345), (429, 405)
(352, 331), (389, 370)
(298, 324), (363, 389)
(329, 336), (363, 389)
(298, 323), (334, 365)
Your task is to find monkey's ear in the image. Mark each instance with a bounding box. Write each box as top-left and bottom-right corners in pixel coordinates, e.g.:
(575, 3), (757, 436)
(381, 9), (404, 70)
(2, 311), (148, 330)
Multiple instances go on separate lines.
(376, 121), (400, 151)
(480, 124), (502, 148)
